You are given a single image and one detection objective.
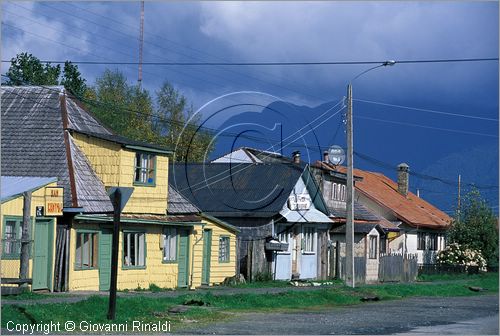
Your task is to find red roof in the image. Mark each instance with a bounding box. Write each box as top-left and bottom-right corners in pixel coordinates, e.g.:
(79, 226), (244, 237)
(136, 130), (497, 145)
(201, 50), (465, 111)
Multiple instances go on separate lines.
(315, 162), (452, 229)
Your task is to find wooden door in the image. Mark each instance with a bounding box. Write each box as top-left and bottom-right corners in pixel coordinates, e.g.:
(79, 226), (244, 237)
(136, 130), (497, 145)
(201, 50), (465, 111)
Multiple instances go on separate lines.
(201, 229), (212, 285)
(177, 229), (190, 288)
(99, 229), (112, 291)
(32, 219), (53, 290)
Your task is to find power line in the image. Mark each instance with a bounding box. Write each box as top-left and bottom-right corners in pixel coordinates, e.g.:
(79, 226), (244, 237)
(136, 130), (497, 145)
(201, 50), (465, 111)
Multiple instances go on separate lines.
(354, 98), (498, 122)
(355, 115), (498, 138)
(28, 1), (331, 103)
(2, 58), (497, 66)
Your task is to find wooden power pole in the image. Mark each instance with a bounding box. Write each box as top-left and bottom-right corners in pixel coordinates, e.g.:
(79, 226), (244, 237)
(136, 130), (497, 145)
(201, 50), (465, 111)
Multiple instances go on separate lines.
(19, 192), (32, 289)
(345, 83), (355, 288)
(107, 189), (122, 320)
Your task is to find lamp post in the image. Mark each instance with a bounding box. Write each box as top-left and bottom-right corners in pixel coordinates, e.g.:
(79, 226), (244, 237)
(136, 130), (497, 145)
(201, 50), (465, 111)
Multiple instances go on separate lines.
(345, 60), (395, 288)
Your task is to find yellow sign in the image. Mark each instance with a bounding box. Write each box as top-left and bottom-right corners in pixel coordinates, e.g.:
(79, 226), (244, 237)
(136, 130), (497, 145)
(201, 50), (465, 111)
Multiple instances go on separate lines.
(45, 187), (64, 216)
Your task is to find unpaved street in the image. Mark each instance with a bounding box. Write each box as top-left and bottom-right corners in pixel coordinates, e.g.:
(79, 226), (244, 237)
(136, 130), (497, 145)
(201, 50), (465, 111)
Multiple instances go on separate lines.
(177, 294), (499, 335)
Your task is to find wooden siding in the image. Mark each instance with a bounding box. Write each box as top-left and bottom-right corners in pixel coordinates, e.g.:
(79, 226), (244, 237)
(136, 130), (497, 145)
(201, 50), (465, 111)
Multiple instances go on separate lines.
(191, 218), (237, 288)
(68, 219), (236, 291)
(72, 133), (169, 215)
(0, 183), (58, 289)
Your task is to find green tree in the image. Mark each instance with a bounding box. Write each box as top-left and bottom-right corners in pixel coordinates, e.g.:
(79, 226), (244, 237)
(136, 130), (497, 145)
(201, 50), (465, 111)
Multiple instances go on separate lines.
(5, 52), (60, 85)
(155, 82), (214, 162)
(87, 69), (156, 143)
(5, 53), (87, 97)
(60, 61), (87, 97)
(449, 189), (499, 266)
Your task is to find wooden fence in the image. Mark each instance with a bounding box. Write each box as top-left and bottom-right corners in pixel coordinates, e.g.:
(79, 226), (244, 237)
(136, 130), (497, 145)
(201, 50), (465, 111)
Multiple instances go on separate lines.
(339, 257), (366, 284)
(379, 253), (418, 282)
(418, 264), (480, 275)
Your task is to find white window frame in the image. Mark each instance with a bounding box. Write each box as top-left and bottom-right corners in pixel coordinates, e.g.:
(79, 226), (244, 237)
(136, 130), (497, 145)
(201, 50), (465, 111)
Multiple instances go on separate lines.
(162, 227), (177, 262)
(123, 231), (146, 268)
(302, 226), (315, 254)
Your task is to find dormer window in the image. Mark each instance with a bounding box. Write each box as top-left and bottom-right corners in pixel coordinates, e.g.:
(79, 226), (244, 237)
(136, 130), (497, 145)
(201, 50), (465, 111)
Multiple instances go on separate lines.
(134, 152), (156, 186)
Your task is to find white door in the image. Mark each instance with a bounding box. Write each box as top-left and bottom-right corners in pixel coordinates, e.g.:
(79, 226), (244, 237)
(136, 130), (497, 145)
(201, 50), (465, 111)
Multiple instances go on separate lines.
(274, 224), (292, 280)
(300, 226), (317, 279)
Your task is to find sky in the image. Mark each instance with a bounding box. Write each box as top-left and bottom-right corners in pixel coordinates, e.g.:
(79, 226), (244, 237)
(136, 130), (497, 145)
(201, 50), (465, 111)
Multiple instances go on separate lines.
(1, 1), (499, 213)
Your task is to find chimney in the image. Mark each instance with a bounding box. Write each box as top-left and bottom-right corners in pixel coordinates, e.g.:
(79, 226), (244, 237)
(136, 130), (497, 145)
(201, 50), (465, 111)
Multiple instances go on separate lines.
(397, 163), (409, 196)
(292, 151), (301, 164)
(323, 151), (329, 163)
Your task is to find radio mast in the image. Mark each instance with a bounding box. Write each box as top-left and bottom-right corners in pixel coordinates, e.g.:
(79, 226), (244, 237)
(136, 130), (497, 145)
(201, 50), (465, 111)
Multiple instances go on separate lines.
(138, 1), (145, 87)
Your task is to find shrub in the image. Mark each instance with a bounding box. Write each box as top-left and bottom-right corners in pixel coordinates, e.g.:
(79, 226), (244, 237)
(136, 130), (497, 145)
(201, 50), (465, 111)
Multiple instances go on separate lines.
(437, 242), (487, 269)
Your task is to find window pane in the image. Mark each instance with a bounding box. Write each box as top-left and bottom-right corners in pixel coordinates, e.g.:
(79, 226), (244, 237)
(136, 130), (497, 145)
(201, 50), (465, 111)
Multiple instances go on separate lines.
(75, 234), (82, 268)
(82, 234), (90, 267)
(219, 237), (229, 262)
(4, 221), (16, 255)
(163, 228), (177, 261)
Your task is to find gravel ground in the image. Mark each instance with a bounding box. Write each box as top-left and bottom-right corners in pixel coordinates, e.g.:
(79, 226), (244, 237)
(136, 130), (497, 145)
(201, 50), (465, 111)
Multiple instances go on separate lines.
(176, 294), (499, 335)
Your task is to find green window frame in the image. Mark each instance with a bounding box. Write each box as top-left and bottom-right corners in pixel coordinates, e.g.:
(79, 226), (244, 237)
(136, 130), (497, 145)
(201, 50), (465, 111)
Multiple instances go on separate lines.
(133, 152), (156, 186)
(218, 236), (230, 263)
(162, 227), (177, 263)
(2, 216), (33, 260)
(122, 230), (146, 269)
(74, 230), (99, 270)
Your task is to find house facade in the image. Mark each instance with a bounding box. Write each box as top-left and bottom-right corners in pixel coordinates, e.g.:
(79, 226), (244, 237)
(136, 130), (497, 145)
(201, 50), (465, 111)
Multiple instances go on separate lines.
(319, 162), (451, 264)
(1, 86), (238, 291)
(171, 162), (332, 281)
(1, 177), (62, 291)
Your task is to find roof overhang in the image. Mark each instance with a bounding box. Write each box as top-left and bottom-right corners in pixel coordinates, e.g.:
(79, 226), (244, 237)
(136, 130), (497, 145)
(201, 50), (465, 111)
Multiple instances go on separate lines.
(75, 214), (201, 226)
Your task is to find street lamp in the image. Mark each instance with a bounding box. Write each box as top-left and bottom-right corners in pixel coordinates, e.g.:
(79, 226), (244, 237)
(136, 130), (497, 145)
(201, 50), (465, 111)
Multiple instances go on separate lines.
(345, 60), (395, 288)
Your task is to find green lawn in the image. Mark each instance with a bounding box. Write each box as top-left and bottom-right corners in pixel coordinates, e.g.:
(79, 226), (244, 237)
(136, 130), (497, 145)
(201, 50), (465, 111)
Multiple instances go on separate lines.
(2, 273), (497, 332)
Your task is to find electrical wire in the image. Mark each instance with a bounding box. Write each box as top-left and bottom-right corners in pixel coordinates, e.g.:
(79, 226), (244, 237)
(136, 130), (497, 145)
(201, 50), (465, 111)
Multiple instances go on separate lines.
(354, 98), (498, 122)
(354, 115), (498, 138)
(3, 58), (497, 66)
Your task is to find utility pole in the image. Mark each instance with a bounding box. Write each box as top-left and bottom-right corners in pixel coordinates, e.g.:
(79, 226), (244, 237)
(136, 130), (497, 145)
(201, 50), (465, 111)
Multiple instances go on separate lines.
(107, 189), (121, 320)
(138, 0), (145, 87)
(457, 174), (461, 214)
(19, 191), (31, 289)
(345, 83), (355, 288)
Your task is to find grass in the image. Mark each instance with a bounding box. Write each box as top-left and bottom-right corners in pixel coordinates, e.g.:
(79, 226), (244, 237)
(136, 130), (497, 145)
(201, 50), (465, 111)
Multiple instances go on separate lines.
(417, 272), (491, 282)
(2, 273), (497, 332)
(1, 291), (49, 300)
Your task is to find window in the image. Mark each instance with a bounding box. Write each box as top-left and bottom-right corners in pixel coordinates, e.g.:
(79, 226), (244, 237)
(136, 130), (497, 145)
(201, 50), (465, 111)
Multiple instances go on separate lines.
(332, 183), (338, 200)
(123, 231), (145, 268)
(75, 232), (98, 269)
(428, 233), (438, 251)
(134, 153), (156, 185)
(302, 227), (315, 253)
(3, 219), (20, 257)
(2, 217), (32, 259)
(340, 185), (346, 201)
(417, 232), (439, 251)
(219, 236), (230, 263)
(163, 227), (177, 262)
(276, 225), (289, 244)
(417, 232), (426, 250)
(369, 235), (378, 259)
(379, 237), (387, 254)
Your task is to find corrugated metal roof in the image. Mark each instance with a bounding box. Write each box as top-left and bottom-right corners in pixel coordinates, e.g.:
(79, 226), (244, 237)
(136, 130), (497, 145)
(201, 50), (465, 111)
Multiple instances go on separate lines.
(1, 176), (57, 202)
(170, 163), (304, 217)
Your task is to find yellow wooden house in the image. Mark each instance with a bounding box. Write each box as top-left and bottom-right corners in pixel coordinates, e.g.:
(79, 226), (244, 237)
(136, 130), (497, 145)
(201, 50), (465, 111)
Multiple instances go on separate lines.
(1, 176), (63, 292)
(1, 86), (238, 292)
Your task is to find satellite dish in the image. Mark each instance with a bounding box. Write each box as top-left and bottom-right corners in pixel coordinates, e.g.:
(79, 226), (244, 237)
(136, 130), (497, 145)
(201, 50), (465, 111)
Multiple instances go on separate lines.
(328, 145), (345, 165)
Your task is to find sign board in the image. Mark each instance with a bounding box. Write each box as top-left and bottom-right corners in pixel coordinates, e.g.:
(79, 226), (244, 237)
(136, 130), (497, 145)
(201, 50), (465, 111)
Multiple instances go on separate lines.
(36, 206), (44, 217)
(106, 187), (134, 212)
(328, 145), (345, 165)
(45, 187), (64, 216)
(287, 193), (311, 211)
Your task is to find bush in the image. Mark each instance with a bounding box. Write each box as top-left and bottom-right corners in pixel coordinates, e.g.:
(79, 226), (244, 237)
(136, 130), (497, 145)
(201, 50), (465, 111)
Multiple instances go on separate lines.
(253, 272), (273, 282)
(437, 242), (487, 269)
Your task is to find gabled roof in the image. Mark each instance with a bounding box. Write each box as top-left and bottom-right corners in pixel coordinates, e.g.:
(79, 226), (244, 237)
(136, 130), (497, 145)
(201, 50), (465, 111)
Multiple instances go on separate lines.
(1, 176), (57, 202)
(170, 163), (307, 217)
(321, 163), (451, 229)
(331, 222), (386, 236)
(1, 86), (158, 213)
(167, 184), (200, 215)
